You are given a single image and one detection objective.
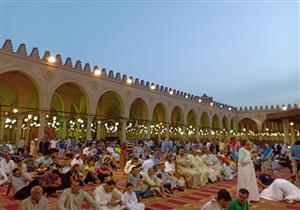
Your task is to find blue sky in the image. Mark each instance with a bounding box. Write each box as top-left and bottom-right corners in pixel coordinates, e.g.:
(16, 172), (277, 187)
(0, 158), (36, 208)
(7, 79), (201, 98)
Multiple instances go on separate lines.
(1, 0), (299, 107)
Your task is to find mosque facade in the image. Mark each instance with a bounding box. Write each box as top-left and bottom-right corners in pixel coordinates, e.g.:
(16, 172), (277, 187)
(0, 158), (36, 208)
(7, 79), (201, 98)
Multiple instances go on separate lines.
(0, 39), (299, 145)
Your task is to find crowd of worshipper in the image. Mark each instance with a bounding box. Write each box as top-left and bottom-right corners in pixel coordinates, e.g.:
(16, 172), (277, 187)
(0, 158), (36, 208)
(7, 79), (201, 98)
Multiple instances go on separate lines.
(0, 138), (299, 210)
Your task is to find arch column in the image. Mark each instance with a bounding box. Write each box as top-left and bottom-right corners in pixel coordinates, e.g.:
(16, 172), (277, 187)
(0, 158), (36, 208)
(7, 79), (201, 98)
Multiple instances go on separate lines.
(38, 113), (46, 140)
(282, 119), (290, 145)
(15, 115), (24, 145)
(86, 116), (93, 140)
(196, 126), (200, 141)
(96, 122), (101, 141)
(0, 116), (5, 141)
(208, 127), (212, 141)
(165, 123), (170, 140)
(121, 119), (127, 143)
(62, 119), (68, 139)
(291, 124), (296, 145)
(146, 121), (151, 139)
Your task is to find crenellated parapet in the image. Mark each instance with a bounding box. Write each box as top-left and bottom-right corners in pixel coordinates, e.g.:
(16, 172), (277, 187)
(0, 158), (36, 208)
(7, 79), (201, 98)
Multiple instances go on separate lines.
(238, 103), (298, 113)
(0, 39), (246, 113)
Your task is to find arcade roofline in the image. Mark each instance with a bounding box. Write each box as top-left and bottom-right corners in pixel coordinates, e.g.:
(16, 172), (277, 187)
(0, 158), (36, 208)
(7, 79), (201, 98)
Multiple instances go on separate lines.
(1, 39), (295, 114)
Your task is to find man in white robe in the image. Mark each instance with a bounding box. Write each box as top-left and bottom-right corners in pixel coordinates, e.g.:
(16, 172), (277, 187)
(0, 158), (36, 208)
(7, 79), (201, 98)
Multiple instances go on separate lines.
(260, 178), (300, 203)
(58, 180), (97, 210)
(124, 183), (145, 210)
(237, 141), (260, 202)
(188, 149), (208, 185)
(93, 180), (124, 210)
(140, 155), (154, 176)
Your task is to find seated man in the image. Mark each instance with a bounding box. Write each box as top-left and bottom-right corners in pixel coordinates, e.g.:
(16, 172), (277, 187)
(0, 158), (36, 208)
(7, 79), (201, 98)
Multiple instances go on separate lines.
(82, 159), (99, 184)
(227, 188), (249, 210)
(0, 154), (15, 176)
(61, 164), (83, 189)
(176, 147), (202, 189)
(6, 168), (38, 200)
(201, 189), (232, 210)
(142, 167), (167, 197)
(36, 153), (53, 167)
(58, 180), (97, 210)
(25, 155), (36, 172)
(93, 180), (124, 210)
(127, 166), (153, 199)
(20, 186), (49, 210)
(39, 169), (61, 196)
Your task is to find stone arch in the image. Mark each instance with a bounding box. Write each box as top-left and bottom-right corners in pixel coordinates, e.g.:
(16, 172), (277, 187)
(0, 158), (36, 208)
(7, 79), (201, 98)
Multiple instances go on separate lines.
(212, 114), (221, 129)
(230, 117), (237, 130)
(187, 109), (197, 126)
(200, 112), (210, 128)
(171, 106), (184, 125)
(96, 91), (125, 119)
(238, 117), (258, 132)
(0, 70), (42, 142)
(0, 70), (41, 109)
(152, 103), (167, 123)
(222, 116), (229, 130)
(129, 97), (149, 121)
(50, 81), (89, 115)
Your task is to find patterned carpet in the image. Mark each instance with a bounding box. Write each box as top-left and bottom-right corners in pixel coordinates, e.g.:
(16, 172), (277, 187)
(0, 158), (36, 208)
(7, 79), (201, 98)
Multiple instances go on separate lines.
(0, 168), (299, 210)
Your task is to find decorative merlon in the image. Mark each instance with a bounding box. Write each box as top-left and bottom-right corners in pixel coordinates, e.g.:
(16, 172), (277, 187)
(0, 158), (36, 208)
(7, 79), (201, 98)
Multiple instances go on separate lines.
(84, 63), (91, 73)
(115, 72), (121, 81)
(17, 44), (27, 56)
(55, 55), (62, 65)
(108, 70), (114, 79)
(30, 47), (40, 59)
(74, 61), (82, 71)
(2, 39), (13, 52)
(64, 57), (73, 68)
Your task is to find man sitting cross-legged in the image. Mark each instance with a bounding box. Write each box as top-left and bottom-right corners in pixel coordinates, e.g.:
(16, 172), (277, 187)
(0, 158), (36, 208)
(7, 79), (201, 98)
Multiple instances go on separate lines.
(93, 180), (124, 210)
(58, 180), (97, 210)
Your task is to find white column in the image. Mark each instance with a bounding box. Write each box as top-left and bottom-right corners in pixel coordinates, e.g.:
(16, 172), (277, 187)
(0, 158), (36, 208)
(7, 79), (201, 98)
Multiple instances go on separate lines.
(165, 123), (170, 139)
(62, 119), (67, 139)
(86, 116), (93, 140)
(146, 121), (151, 139)
(196, 126), (200, 141)
(121, 119), (127, 143)
(208, 127), (212, 141)
(15, 115), (23, 146)
(96, 122), (101, 141)
(38, 113), (46, 140)
(0, 116), (5, 141)
(282, 119), (290, 145)
(291, 124), (296, 145)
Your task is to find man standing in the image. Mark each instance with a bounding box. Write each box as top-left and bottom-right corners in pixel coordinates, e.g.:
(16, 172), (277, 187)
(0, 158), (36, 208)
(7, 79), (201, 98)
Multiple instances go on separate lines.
(58, 180), (97, 210)
(237, 141), (259, 202)
(20, 186), (49, 210)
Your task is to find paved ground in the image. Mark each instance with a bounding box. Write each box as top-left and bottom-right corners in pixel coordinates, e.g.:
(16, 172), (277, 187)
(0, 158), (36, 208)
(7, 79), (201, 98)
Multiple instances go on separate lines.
(0, 168), (299, 210)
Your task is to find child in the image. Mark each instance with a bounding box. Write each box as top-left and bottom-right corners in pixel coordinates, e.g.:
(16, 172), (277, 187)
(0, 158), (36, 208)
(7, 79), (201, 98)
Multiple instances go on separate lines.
(124, 183), (145, 210)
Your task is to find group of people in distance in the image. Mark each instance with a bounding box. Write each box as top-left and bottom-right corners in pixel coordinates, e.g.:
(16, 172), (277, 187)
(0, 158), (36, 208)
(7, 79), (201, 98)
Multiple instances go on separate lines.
(0, 137), (299, 210)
